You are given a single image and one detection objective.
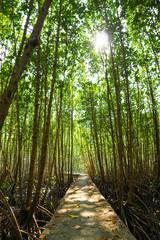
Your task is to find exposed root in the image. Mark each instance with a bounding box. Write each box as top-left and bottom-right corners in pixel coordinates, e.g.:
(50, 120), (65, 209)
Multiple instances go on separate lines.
(20, 230), (39, 240)
(0, 178), (70, 239)
(0, 190), (23, 240)
(36, 204), (54, 218)
(94, 177), (160, 240)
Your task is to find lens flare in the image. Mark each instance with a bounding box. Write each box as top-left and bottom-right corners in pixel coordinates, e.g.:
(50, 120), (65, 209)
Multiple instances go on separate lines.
(95, 31), (109, 52)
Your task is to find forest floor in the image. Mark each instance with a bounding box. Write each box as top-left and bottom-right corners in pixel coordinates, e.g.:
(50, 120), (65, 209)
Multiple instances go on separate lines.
(40, 174), (136, 240)
(94, 177), (160, 240)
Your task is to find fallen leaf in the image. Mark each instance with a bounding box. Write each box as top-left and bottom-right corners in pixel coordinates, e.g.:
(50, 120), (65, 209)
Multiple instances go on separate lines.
(106, 218), (111, 221)
(74, 225), (84, 230)
(76, 205), (80, 208)
(39, 234), (46, 239)
(112, 218), (117, 224)
(55, 215), (63, 218)
(26, 206), (30, 211)
(57, 209), (67, 214)
(44, 222), (56, 227)
(112, 228), (118, 232)
(69, 214), (79, 218)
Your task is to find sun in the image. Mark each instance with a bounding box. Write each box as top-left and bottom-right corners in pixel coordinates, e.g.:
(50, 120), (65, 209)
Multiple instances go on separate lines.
(95, 31), (109, 52)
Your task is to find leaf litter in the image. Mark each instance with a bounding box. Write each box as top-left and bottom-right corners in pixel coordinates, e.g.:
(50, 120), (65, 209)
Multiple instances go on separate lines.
(74, 225), (84, 230)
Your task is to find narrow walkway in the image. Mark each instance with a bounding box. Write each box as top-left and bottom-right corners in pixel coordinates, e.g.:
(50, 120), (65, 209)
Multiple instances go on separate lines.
(40, 174), (136, 240)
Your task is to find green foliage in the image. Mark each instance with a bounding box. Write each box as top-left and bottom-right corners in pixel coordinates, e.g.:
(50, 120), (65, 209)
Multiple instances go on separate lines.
(0, 0), (159, 213)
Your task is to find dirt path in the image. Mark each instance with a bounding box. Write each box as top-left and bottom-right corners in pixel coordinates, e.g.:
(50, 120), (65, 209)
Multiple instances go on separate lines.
(40, 174), (136, 240)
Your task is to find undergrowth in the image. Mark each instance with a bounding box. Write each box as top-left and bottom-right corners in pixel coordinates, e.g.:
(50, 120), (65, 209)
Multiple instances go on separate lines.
(0, 178), (71, 239)
(93, 176), (160, 240)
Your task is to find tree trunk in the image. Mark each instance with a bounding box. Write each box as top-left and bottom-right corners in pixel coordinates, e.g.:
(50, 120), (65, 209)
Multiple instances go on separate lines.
(104, 9), (124, 207)
(70, 90), (74, 182)
(0, 0), (52, 131)
(117, 11), (133, 204)
(26, 42), (41, 209)
(104, 56), (117, 186)
(89, 87), (105, 182)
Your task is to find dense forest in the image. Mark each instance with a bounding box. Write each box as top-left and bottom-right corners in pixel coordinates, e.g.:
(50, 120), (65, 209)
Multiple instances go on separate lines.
(0, 0), (160, 239)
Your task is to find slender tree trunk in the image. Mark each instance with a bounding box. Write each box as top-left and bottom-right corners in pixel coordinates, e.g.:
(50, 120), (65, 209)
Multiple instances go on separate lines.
(70, 91), (74, 182)
(104, 54), (117, 185)
(103, 135), (109, 181)
(43, 33), (50, 130)
(56, 86), (64, 184)
(61, 115), (64, 184)
(41, 127), (59, 204)
(57, 99), (61, 184)
(16, 90), (24, 207)
(67, 117), (70, 184)
(3, 104), (14, 170)
(105, 12), (124, 207)
(146, 67), (160, 179)
(26, 42), (41, 209)
(117, 11), (133, 204)
(89, 88), (105, 182)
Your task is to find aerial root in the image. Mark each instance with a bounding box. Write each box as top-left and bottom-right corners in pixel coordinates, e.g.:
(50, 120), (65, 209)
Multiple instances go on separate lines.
(33, 213), (41, 236)
(37, 204), (54, 217)
(0, 190), (23, 240)
(123, 201), (159, 239)
(20, 230), (39, 240)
